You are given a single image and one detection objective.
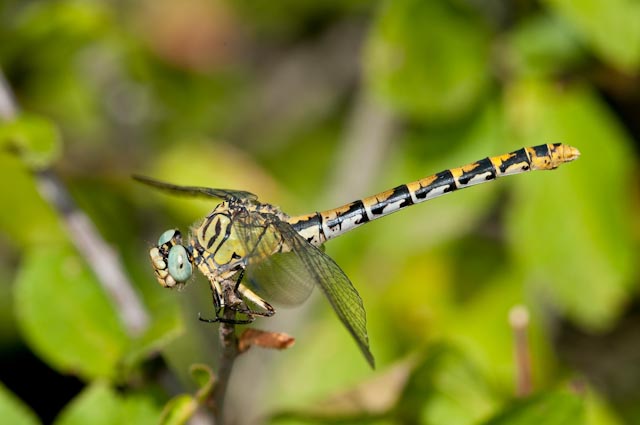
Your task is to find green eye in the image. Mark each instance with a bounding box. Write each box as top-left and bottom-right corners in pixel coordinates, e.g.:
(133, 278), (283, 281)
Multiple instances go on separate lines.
(158, 229), (176, 246)
(167, 245), (192, 282)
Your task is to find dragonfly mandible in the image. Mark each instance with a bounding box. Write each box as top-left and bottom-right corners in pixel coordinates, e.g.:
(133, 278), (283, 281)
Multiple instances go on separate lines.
(135, 143), (580, 367)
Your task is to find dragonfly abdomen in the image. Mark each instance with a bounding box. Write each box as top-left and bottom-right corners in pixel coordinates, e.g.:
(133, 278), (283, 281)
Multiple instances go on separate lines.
(289, 143), (579, 243)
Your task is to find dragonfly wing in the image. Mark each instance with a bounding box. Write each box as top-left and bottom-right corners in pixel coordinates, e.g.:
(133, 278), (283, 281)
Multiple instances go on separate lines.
(245, 249), (317, 305)
(133, 175), (258, 201)
(273, 220), (374, 368)
(230, 209), (373, 367)
(232, 210), (315, 305)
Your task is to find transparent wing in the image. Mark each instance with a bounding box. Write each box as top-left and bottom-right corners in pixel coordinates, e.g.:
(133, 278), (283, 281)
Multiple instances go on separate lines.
(232, 210), (315, 305)
(133, 175), (258, 201)
(231, 209), (374, 367)
(275, 220), (374, 367)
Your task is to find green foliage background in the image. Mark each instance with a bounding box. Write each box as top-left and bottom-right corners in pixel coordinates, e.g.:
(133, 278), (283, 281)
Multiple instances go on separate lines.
(0, 0), (638, 423)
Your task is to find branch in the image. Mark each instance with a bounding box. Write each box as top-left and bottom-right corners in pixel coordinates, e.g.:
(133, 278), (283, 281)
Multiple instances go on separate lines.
(0, 69), (150, 336)
(212, 296), (240, 424)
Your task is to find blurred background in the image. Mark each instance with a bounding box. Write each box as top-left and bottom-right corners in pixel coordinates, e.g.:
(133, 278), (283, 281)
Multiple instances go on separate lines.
(0, 0), (639, 424)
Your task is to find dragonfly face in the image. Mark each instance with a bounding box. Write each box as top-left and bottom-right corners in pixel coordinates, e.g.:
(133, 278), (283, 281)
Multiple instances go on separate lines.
(149, 229), (194, 288)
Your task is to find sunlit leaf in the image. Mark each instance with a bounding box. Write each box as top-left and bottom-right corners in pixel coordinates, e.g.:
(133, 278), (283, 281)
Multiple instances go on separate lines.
(0, 114), (61, 170)
(159, 395), (197, 425)
(0, 382), (40, 425)
(505, 15), (585, 77)
(394, 344), (497, 424)
(190, 363), (215, 403)
(54, 383), (120, 425)
(54, 382), (161, 425)
(483, 389), (584, 425)
(365, 0), (491, 121)
(544, 0), (640, 71)
(505, 79), (636, 327)
(14, 246), (129, 380)
(0, 154), (65, 248)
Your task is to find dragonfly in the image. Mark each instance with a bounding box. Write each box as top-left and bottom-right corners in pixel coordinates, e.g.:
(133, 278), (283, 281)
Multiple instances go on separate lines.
(135, 143), (579, 367)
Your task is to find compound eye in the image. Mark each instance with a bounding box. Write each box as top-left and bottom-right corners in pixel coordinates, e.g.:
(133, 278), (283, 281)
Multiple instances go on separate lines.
(167, 245), (192, 283)
(158, 229), (177, 246)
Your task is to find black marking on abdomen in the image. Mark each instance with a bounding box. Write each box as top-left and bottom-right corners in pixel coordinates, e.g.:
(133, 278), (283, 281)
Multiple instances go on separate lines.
(415, 170), (456, 200)
(500, 148), (530, 173)
(458, 158), (496, 185)
(291, 212), (321, 235)
(326, 200), (368, 231)
(370, 184), (413, 216)
(533, 144), (551, 157)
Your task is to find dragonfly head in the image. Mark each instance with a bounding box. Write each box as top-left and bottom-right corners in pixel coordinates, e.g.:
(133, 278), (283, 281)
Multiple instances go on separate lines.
(149, 229), (193, 288)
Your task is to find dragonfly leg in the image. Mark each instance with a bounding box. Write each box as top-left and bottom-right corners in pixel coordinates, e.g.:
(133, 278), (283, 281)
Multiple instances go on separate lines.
(227, 268), (275, 318)
(198, 311), (255, 325)
(235, 283), (275, 317)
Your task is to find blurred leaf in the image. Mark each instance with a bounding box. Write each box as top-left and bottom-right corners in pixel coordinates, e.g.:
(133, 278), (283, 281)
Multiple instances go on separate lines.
(190, 363), (215, 403)
(446, 273), (538, 393)
(394, 344), (496, 424)
(505, 14), (585, 78)
(54, 382), (161, 425)
(14, 245), (130, 380)
(544, 0), (640, 71)
(0, 113), (61, 169)
(0, 382), (40, 425)
(0, 154), (65, 248)
(159, 365), (213, 425)
(121, 393), (164, 425)
(584, 389), (624, 425)
(1, 1), (115, 139)
(123, 307), (182, 369)
(505, 80), (636, 327)
(483, 389), (584, 425)
(159, 395), (197, 425)
(365, 0), (491, 121)
(54, 383), (120, 425)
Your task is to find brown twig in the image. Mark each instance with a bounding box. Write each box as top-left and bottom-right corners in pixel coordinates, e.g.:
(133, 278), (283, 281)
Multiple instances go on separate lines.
(509, 305), (532, 397)
(0, 69), (149, 336)
(211, 281), (241, 424)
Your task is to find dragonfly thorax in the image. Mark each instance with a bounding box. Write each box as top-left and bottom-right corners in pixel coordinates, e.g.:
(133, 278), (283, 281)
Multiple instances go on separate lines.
(149, 229), (194, 288)
(191, 202), (291, 280)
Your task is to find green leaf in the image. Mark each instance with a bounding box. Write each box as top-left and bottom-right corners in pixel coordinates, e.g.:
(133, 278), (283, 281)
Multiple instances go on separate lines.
(394, 344), (497, 425)
(54, 383), (121, 425)
(365, 0), (491, 121)
(158, 364), (215, 425)
(544, 0), (640, 71)
(0, 154), (65, 248)
(159, 395), (197, 425)
(54, 382), (161, 425)
(505, 80), (636, 327)
(483, 390), (584, 425)
(14, 245), (130, 380)
(0, 382), (40, 425)
(506, 14), (585, 77)
(190, 364), (215, 403)
(0, 114), (62, 170)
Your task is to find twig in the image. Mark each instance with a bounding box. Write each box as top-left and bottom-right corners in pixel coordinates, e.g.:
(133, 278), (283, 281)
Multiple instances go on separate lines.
(509, 305), (532, 397)
(212, 280), (241, 424)
(0, 69), (150, 336)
